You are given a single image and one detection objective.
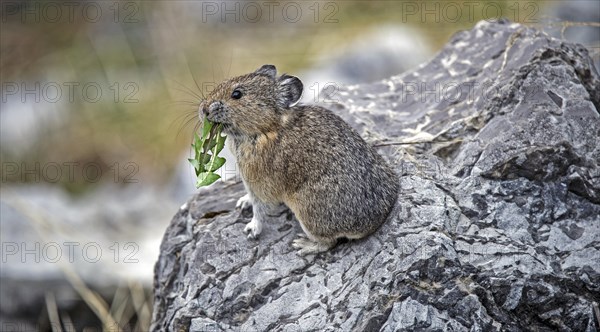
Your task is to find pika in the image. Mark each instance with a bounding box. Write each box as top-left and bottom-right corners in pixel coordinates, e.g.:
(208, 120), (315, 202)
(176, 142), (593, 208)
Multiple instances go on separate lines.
(201, 65), (398, 255)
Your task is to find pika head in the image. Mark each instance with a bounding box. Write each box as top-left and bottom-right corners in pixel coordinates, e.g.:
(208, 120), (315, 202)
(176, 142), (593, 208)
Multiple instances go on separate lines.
(200, 65), (303, 136)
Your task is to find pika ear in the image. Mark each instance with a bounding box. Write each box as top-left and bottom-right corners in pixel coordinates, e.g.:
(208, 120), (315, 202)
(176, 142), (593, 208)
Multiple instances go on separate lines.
(277, 74), (303, 108)
(254, 64), (277, 79)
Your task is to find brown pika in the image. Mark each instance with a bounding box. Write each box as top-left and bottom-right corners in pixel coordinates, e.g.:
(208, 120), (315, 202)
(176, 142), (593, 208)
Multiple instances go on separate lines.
(200, 65), (398, 255)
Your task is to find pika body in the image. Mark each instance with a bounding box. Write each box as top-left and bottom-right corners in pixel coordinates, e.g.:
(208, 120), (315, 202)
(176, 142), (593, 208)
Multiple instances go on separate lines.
(200, 65), (398, 255)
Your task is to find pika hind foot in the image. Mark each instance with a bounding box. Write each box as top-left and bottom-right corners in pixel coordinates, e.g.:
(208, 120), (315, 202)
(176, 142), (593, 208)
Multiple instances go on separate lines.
(292, 237), (335, 256)
(244, 217), (263, 239)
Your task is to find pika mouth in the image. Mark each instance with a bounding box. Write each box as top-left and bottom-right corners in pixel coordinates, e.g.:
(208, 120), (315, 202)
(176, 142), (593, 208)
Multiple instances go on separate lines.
(208, 118), (228, 126)
(205, 113), (223, 125)
(220, 123), (231, 132)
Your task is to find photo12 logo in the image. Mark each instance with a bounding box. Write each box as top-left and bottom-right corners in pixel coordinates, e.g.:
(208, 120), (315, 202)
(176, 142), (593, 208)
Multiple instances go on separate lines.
(1, 1), (141, 24)
(200, 1), (339, 24)
(1, 82), (140, 104)
(400, 1), (539, 23)
(1, 241), (139, 264)
(1, 161), (139, 184)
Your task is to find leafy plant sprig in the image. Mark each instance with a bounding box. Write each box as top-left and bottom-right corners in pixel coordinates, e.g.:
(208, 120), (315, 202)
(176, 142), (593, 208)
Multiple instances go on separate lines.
(188, 118), (227, 187)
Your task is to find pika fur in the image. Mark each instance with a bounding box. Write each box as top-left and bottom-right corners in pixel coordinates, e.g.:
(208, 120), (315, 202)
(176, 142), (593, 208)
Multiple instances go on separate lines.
(200, 65), (399, 255)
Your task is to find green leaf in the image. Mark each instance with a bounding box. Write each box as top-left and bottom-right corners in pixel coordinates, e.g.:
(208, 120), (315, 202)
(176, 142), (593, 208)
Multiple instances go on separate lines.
(201, 117), (213, 139)
(191, 118), (227, 187)
(201, 124), (219, 154)
(208, 156), (226, 172)
(193, 133), (202, 155)
(188, 158), (200, 171)
(196, 172), (220, 187)
(215, 131), (227, 155)
(201, 134), (213, 154)
(188, 158), (205, 176)
(203, 135), (218, 152)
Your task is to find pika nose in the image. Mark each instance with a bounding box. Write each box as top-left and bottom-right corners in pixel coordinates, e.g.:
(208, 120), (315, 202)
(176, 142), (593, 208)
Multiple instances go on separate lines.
(202, 101), (222, 116)
(209, 101), (222, 113)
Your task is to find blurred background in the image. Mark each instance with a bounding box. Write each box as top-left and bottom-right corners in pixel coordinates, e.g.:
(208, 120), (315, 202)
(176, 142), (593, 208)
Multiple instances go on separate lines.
(1, 0), (598, 330)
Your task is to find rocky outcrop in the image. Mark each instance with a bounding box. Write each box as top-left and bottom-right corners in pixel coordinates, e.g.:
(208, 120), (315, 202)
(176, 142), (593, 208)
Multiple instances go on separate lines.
(151, 20), (600, 331)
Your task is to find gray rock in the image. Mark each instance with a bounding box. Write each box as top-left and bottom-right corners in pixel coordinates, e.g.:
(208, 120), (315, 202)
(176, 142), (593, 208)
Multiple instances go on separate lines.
(151, 20), (600, 331)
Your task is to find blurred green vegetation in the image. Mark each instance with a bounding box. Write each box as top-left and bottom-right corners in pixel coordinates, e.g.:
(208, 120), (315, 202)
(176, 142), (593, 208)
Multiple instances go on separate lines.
(0, 0), (556, 194)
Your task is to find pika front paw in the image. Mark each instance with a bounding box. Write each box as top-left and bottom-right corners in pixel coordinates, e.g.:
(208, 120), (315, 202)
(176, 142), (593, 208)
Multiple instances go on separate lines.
(243, 217), (263, 239)
(236, 193), (252, 210)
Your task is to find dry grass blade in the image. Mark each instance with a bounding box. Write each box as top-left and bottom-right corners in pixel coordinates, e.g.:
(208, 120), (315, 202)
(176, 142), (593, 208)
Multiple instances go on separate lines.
(129, 280), (152, 331)
(45, 292), (63, 332)
(110, 284), (135, 328)
(60, 313), (75, 332)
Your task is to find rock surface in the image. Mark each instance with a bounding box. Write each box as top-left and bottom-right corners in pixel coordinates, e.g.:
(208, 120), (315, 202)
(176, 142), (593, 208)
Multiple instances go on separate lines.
(151, 20), (600, 331)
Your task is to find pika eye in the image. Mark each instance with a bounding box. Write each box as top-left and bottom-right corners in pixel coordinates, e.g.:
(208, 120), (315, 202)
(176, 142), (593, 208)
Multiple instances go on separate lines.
(231, 89), (243, 99)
